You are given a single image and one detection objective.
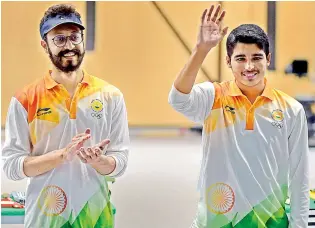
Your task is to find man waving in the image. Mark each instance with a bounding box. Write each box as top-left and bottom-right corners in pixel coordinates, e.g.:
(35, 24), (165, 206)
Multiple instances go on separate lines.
(169, 4), (309, 228)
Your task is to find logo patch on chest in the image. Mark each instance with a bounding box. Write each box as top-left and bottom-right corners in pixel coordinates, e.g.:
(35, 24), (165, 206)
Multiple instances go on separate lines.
(90, 99), (103, 119)
(271, 109), (284, 129)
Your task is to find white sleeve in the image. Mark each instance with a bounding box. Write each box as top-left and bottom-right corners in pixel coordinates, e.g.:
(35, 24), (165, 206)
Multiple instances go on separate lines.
(2, 97), (31, 181)
(105, 93), (130, 178)
(168, 82), (215, 124)
(288, 107), (310, 228)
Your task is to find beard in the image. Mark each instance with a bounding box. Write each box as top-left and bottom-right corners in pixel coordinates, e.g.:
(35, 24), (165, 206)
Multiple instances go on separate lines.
(48, 46), (85, 73)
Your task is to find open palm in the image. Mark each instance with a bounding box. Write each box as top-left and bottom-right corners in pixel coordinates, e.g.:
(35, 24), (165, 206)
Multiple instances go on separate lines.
(197, 5), (228, 52)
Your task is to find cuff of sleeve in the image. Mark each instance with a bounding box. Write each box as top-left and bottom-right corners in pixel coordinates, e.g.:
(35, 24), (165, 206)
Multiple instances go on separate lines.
(169, 84), (192, 103)
(18, 156), (28, 179)
(106, 155), (123, 177)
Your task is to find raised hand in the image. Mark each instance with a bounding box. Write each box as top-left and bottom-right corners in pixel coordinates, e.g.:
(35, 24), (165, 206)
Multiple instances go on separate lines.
(196, 4), (228, 53)
(62, 129), (91, 161)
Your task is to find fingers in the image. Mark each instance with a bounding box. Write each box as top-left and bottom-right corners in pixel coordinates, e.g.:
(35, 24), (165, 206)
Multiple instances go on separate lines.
(66, 134), (90, 159)
(78, 147), (90, 163)
(77, 150), (87, 163)
(65, 144), (81, 161)
(206, 5), (215, 22)
(67, 134), (111, 164)
(216, 10), (226, 25)
(74, 133), (91, 143)
(86, 147), (97, 160)
(97, 139), (110, 151)
(201, 9), (207, 24)
(72, 130), (91, 141)
(77, 147), (101, 164)
(93, 147), (102, 157)
(72, 133), (88, 141)
(73, 134), (91, 150)
(65, 129), (95, 162)
(221, 27), (229, 36)
(204, 5), (226, 25)
(79, 147), (93, 160)
(211, 4), (221, 22)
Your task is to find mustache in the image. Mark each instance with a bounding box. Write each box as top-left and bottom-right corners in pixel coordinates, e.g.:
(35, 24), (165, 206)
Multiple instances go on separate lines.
(57, 49), (81, 58)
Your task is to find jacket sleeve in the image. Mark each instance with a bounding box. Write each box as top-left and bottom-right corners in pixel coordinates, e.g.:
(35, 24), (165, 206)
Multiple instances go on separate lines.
(168, 82), (215, 124)
(288, 107), (310, 228)
(105, 93), (130, 178)
(2, 97), (31, 181)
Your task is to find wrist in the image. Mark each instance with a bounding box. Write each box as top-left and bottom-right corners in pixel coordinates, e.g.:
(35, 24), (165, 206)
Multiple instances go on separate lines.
(91, 155), (111, 166)
(91, 155), (116, 175)
(105, 156), (116, 175)
(56, 148), (66, 162)
(106, 156), (116, 168)
(194, 44), (214, 56)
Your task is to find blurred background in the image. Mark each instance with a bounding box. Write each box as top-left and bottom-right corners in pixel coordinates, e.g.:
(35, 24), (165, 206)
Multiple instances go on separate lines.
(1, 1), (315, 227)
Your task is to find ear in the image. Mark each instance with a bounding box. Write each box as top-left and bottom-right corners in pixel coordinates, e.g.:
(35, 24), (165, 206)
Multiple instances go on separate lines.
(226, 56), (232, 68)
(266, 53), (271, 66)
(41, 40), (49, 54)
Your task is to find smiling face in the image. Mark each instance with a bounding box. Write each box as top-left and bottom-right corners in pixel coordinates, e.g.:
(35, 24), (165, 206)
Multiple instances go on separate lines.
(226, 43), (271, 88)
(41, 23), (85, 73)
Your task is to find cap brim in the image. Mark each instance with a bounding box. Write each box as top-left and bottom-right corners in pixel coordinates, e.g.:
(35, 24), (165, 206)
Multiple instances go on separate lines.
(42, 21), (85, 39)
(40, 14), (86, 39)
(48, 21), (85, 32)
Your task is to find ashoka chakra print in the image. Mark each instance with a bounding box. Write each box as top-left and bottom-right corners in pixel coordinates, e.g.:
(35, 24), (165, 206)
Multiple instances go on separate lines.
(206, 183), (235, 214)
(37, 185), (67, 216)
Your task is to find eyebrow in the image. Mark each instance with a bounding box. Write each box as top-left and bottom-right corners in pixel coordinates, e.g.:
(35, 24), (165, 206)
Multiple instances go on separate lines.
(234, 54), (245, 58)
(252, 54), (264, 57)
(234, 54), (264, 58)
(53, 31), (81, 36)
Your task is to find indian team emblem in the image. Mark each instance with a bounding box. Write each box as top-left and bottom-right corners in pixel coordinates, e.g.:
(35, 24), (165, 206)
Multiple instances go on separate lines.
(206, 183), (235, 214)
(271, 109), (284, 129)
(90, 99), (103, 119)
(37, 185), (67, 216)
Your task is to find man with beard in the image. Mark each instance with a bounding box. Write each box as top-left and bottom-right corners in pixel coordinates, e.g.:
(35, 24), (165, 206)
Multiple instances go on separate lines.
(168, 4), (309, 228)
(2, 4), (129, 228)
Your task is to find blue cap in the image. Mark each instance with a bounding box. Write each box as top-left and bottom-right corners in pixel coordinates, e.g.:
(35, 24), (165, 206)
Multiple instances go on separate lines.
(40, 13), (85, 39)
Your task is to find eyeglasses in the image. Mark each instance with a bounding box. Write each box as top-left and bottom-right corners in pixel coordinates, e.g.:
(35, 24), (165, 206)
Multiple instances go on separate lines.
(51, 33), (84, 48)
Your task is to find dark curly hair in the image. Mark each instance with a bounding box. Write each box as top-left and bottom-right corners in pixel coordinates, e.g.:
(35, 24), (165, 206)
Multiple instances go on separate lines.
(40, 4), (82, 39)
(226, 24), (270, 58)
